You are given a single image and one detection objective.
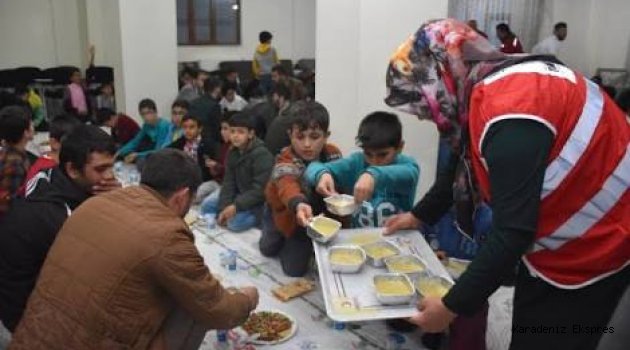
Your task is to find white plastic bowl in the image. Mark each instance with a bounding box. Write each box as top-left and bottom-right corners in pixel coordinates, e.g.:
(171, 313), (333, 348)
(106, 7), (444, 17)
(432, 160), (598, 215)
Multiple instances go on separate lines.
(324, 194), (358, 216)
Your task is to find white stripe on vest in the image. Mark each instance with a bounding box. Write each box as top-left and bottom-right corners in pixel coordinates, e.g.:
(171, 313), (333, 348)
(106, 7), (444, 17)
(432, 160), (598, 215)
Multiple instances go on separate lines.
(541, 78), (604, 199)
(534, 144), (630, 252)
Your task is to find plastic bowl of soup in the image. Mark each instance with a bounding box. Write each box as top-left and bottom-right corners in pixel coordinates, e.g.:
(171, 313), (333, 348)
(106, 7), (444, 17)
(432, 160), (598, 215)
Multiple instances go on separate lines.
(362, 240), (400, 267)
(384, 254), (427, 281)
(328, 245), (366, 273)
(324, 194), (358, 216)
(306, 216), (342, 244)
(373, 273), (415, 305)
(416, 274), (454, 298)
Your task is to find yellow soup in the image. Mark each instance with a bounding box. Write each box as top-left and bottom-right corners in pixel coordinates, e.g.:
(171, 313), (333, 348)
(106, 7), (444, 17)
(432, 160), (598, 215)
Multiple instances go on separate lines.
(364, 244), (397, 260)
(417, 279), (450, 298)
(330, 250), (363, 265)
(312, 219), (339, 237)
(388, 258), (425, 273)
(327, 197), (354, 207)
(375, 279), (413, 295)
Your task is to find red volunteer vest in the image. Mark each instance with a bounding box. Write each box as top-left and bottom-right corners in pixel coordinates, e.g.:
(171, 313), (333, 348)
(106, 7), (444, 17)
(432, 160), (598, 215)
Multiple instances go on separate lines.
(468, 60), (630, 288)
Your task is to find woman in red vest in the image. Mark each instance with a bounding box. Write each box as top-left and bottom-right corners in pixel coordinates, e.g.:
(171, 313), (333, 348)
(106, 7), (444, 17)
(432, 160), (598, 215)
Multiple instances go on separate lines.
(384, 19), (629, 350)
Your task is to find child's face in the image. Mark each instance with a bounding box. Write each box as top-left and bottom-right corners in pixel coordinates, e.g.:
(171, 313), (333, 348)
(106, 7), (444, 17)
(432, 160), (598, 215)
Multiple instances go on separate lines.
(220, 122), (231, 143)
(70, 71), (82, 84)
(363, 146), (401, 166)
(140, 107), (158, 126)
(230, 126), (254, 149)
(227, 72), (238, 82)
(289, 125), (328, 161)
(171, 106), (187, 126)
(225, 89), (236, 102)
(102, 84), (113, 96)
(182, 119), (201, 141)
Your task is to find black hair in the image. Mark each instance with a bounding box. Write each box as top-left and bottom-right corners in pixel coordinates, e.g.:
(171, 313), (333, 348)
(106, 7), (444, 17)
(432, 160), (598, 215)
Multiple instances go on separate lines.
(59, 125), (116, 175)
(50, 114), (81, 141)
(615, 88), (630, 112)
(356, 111), (403, 149)
(203, 77), (223, 94)
(496, 23), (511, 33)
(554, 22), (567, 31)
(259, 31), (273, 43)
(95, 108), (117, 126)
(0, 105), (31, 144)
(289, 100), (330, 132)
(140, 148), (202, 198)
(272, 83), (291, 101)
(171, 99), (189, 110)
(182, 67), (199, 79)
(222, 82), (238, 96)
(224, 66), (238, 75)
(221, 111), (235, 124)
(602, 85), (617, 99)
(138, 98), (157, 112)
(14, 83), (29, 97)
(228, 112), (255, 130)
(69, 67), (81, 76)
(100, 82), (114, 93)
(271, 64), (288, 76)
(181, 114), (202, 127)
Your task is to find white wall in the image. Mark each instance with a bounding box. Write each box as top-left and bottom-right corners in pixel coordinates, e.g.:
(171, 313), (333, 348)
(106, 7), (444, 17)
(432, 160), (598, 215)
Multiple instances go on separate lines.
(540, 0), (630, 76)
(118, 0), (179, 118)
(177, 0), (316, 70)
(316, 0), (447, 200)
(0, 0), (86, 69)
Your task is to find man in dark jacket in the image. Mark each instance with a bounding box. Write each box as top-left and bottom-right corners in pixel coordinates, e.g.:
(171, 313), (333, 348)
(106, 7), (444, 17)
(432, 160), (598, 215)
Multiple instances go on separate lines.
(189, 78), (223, 143)
(264, 83), (293, 156)
(0, 125), (118, 332)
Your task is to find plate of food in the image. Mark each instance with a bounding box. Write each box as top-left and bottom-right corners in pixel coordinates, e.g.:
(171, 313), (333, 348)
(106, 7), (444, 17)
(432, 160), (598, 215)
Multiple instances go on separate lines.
(241, 310), (297, 345)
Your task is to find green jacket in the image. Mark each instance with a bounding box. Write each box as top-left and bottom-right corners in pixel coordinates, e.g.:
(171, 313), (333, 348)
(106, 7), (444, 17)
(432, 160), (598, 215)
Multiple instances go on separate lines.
(218, 138), (273, 211)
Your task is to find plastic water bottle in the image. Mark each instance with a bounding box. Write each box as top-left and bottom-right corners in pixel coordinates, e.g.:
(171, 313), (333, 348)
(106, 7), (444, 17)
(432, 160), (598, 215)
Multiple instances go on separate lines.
(203, 214), (216, 230)
(227, 250), (238, 271)
(215, 330), (230, 349)
(332, 321), (346, 330)
(128, 169), (140, 186)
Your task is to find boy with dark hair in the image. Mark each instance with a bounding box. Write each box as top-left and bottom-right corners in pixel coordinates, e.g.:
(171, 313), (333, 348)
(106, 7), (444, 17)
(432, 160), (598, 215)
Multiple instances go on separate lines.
(177, 68), (202, 102)
(64, 67), (90, 121)
(496, 23), (523, 54)
(118, 98), (171, 164)
(190, 78), (223, 143)
(24, 114), (81, 186)
(306, 111), (419, 228)
(202, 113), (273, 232)
(168, 115), (218, 183)
(0, 125), (118, 332)
(0, 106), (34, 216)
(220, 82), (248, 112)
(253, 30), (279, 94)
(95, 108), (140, 146)
(14, 84), (45, 130)
(264, 83), (293, 155)
(223, 67), (243, 95)
(169, 99), (189, 143)
(261, 101), (342, 276)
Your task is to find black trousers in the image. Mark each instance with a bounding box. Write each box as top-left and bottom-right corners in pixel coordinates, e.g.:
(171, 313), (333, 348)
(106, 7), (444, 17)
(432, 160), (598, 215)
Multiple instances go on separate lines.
(510, 264), (629, 350)
(259, 205), (313, 277)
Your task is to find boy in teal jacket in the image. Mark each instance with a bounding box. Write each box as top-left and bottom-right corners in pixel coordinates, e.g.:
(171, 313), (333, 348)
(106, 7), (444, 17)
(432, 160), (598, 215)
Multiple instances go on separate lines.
(306, 112), (419, 227)
(118, 99), (171, 163)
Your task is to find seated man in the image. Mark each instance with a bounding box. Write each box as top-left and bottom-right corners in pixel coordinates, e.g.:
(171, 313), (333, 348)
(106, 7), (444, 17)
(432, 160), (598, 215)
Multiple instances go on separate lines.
(9, 149), (259, 349)
(0, 125), (119, 332)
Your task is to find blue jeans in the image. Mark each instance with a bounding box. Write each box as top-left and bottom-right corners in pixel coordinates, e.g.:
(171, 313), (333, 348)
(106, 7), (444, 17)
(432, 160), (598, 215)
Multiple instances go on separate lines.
(200, 190), (259, 233)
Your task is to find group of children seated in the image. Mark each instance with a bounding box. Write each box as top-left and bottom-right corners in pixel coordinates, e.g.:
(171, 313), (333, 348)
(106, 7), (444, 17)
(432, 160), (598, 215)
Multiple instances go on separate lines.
(1, 69), (420, 281)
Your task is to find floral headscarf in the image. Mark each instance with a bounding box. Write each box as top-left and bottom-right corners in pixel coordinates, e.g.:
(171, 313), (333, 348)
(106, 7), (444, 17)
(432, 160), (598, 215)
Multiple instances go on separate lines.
(385, 19), (509, 135)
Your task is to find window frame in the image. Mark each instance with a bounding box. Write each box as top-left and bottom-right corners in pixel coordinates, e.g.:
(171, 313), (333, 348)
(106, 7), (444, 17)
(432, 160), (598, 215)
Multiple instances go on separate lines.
(178, 0), (241, 46)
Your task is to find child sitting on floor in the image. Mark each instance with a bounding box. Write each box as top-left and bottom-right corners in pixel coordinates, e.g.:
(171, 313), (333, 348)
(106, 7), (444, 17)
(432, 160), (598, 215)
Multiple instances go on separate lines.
(201, 112), (273, 232)
(260, 101), (341, 277)
(118, 98), (171, 166)
(306, 111), (419, 228)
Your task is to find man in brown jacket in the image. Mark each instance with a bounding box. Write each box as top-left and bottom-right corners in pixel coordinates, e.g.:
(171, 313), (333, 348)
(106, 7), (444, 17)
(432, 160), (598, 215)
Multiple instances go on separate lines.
(9, 149), (259, 350)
